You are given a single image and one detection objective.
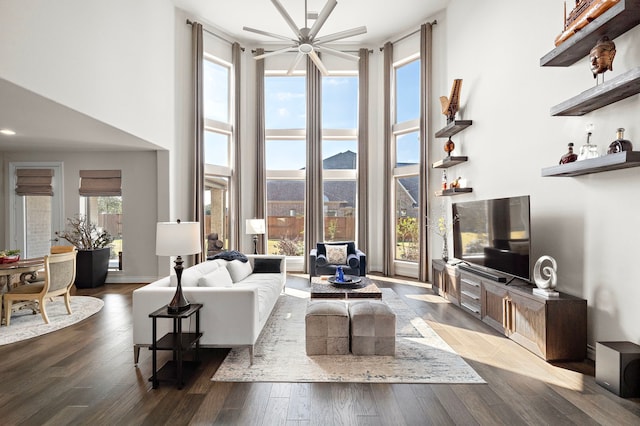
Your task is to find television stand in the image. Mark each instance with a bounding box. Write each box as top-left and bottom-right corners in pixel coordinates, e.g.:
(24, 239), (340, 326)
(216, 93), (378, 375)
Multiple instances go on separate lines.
(458, 263), (507, 283)
(432, 259), (587, 361)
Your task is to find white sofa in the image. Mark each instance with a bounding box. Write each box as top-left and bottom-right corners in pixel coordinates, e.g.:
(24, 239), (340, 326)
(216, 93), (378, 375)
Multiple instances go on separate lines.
(132, 254), (286, 365)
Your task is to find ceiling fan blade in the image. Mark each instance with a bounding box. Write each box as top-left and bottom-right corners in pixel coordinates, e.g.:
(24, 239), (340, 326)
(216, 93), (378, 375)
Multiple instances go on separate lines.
(314, 26), (367, 45)
(308, 50), (329, 76)
(308, 0), (337, 39)
(271, 0), (302, 37)
(254, 46), (298, 60)
(243, 26), (295, 43)
(286, 52), (305, 75)
(316, 46), (360, 61)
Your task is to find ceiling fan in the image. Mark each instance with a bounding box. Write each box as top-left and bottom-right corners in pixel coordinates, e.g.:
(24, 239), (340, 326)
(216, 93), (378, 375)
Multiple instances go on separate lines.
(243, 0), (367, 75)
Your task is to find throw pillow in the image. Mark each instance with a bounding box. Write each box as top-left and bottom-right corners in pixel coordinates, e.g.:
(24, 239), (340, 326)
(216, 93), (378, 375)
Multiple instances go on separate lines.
(197, 267), (233, 287)
(326, 244), (348, 265)
(315, 254), (328, 267)
(347, 253), (360, 269)
(227, 259), (253, 283)
(169, 269), (199, 287)
(252, 258), (281, 273)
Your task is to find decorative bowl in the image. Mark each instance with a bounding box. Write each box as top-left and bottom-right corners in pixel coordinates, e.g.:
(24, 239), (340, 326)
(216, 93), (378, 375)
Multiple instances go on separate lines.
(0, 255), (20, 264)
(328, 275), (363, 288)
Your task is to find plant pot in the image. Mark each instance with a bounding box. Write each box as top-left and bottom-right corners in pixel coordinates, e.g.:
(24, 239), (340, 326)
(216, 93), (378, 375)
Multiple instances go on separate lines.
(75, 247), (110, 288)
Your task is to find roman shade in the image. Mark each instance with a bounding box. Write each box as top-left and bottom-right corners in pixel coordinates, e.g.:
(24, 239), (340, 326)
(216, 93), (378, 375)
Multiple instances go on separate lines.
(79, 170), (121, 196)
(15, 168), (54, 196)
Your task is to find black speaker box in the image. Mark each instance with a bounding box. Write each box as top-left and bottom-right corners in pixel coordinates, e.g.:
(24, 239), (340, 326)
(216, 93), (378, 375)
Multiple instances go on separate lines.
(596, 341), (640, 398)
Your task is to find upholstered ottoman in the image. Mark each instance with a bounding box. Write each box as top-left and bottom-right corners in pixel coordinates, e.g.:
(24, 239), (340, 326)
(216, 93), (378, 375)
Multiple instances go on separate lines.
(349, 300), (396, 355)
(305, 300), (350, 355)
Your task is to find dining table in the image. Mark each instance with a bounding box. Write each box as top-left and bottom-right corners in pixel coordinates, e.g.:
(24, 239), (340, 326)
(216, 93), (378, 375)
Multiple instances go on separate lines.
(0, 257), (45, 294)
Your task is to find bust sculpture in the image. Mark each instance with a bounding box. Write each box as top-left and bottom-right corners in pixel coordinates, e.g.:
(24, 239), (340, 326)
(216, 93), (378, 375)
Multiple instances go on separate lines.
(589, 36), (616, 79)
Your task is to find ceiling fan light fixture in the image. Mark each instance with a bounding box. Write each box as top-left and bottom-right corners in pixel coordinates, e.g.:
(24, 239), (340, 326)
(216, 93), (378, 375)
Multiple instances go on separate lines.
(298, 43), (313, 54)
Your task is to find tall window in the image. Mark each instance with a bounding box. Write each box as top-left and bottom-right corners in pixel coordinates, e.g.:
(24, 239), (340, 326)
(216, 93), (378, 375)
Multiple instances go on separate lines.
(265, 74), (306, 256)
(81, 195), (123, 270)
(203, 55), (233, 252)
(78, 170), (122, 271)
(322, 74), (358, 242)
(393, 57), (421, 262)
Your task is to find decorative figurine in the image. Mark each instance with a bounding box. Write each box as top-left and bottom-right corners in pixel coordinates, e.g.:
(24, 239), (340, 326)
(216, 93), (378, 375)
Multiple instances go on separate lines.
(336, 266), (345, 282)
(590, 36), (616, 84)
(555, 0), (621, 47)
(441, 170), (448, 190)
(607, 128), (633, 154)
(444, 137), (455, 156)
(560, 142), (578, 164)
(532, 255), (560, 298)
(450, 177), (461, 188)
(440, 79), (462, 124)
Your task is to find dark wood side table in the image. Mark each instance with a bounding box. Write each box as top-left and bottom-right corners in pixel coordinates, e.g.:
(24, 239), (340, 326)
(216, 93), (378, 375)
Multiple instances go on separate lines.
(149, 303), (203, 389)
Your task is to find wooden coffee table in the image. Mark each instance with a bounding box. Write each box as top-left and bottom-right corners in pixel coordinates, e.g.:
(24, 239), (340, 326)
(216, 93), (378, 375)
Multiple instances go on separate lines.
(310, 275), (382, 300)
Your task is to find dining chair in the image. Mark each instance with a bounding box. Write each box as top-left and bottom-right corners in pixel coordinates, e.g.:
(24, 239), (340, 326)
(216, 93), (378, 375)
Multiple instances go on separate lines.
(3, 250), (77, 326)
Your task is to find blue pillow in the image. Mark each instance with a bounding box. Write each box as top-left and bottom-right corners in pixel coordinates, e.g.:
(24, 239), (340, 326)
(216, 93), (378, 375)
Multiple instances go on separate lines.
(315, 254), (328, 267)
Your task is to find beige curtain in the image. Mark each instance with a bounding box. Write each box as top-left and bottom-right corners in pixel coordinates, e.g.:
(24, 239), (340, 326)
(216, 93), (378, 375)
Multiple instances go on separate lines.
(79, 170), (121, 196)
(304, 56), (324, 272)
(255, 48), (267, 254)
(382, 42), (393, 276)
(192, 21), (205, 261)
(16, 168), (54, 196)
(357, 48), (369, 265)
(419, 23), (433, 282)
(231, 42), (243, 251)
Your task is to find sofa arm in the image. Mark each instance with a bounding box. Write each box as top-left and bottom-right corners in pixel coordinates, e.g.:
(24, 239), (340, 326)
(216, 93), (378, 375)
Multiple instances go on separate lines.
(356, 249), (367, 276)
(309, 249), (318, 277)
(247, 254), (286, 287)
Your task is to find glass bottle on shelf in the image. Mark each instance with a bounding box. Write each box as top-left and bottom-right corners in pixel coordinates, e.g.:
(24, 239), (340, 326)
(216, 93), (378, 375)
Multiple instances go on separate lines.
(607, 128), (633, 154)
(441, 170), (448, 190)
(559, 142), (578, 164)
(577, 124), (599, 161)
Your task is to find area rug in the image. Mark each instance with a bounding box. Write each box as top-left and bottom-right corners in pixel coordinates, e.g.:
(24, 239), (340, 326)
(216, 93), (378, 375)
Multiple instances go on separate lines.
(211, 288), (485, 383)
(0, 296), (104, 346)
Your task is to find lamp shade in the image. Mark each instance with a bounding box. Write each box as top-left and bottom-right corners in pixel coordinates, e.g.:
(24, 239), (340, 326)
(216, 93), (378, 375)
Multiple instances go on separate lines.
(246, 218), (266, 235)
(156, 221), (202, 256)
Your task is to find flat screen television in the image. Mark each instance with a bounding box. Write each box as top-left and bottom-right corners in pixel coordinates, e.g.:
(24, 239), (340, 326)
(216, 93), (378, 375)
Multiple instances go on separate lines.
(452, 195), (531, 282)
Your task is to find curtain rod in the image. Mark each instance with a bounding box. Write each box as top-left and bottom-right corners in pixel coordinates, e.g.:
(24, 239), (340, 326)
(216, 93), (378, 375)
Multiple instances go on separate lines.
(380, 20), (437, 50)
(186, 19), (244, 50)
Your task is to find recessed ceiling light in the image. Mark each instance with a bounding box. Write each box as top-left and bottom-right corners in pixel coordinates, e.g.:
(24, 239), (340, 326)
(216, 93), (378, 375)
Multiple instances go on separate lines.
(0, 128), (16, 135)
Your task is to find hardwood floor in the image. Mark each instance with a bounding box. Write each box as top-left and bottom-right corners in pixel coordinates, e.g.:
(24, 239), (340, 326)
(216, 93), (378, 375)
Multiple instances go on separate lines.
(0, 275), (638, 425)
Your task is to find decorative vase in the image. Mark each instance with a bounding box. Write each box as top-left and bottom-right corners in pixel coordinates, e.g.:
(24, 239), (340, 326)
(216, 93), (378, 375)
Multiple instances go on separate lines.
(442, 239), (449, 262)
(75, 247), (110, 288)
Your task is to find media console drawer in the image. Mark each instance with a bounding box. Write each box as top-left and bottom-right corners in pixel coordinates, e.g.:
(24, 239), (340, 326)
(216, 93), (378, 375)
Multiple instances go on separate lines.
(459, 273), (481, 318)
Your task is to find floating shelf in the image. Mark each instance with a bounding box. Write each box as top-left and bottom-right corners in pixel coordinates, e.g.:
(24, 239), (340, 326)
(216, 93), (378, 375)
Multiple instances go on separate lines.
(540, 0), (640, 67)
(436, 188), (473, 196)
(434, 120), (473, 138)
(541, 151), (640, 177)
(432, 156), (469, 168)
(550, 67), (640, 116)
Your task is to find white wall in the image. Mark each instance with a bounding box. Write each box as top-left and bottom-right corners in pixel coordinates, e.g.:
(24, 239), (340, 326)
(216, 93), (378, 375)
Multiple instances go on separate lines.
(0, 0), (175, 149)
(439, 0), (640, 348)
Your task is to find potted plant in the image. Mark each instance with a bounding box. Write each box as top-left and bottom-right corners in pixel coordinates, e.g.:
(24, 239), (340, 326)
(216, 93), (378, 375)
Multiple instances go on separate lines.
(56, 215), (113, 288)
(0, 249), (21, 264)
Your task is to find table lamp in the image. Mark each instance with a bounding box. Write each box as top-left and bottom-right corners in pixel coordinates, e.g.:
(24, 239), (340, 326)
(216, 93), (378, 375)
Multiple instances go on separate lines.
(156, 220), (202, 313)
(245, 218), (265, 254)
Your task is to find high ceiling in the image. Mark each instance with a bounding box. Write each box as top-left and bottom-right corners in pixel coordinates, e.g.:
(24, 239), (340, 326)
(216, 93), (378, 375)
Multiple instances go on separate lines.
(0, 0), (448, 153)
(175, 0), (449, 46)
